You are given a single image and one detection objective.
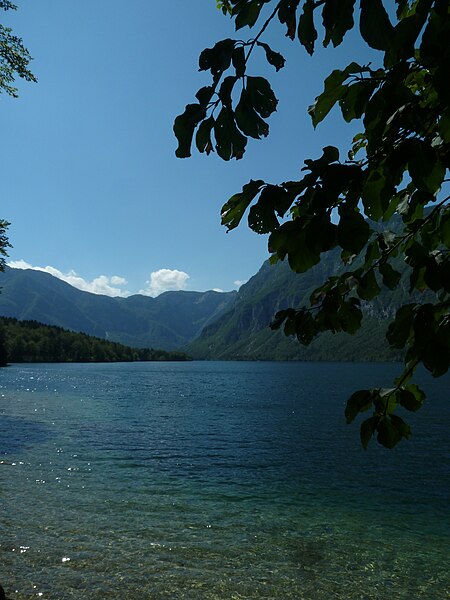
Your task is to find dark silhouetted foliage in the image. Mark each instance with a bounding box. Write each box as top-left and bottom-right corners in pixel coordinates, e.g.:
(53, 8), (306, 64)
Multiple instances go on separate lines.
(0, 2), (37, 365)
(176, 0), (450, 448)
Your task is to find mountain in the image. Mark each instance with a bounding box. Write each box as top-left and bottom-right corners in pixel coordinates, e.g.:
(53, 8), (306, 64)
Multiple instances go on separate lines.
(0, 226), (420, 362)
(0, 267), (237, 350)
(185, 255), (412, 361)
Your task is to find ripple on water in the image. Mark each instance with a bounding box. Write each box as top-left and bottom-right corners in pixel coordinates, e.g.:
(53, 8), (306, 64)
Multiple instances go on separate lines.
(0, 362), (449, 599)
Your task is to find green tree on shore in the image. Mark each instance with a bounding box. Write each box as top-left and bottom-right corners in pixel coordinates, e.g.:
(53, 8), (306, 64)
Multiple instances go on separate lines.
(0, 0), (36, 266)
(175, 0), (450, 448)
(0, 219), (10, 273)
(0, 2), (36, 364)
(0, 317), (191, 363)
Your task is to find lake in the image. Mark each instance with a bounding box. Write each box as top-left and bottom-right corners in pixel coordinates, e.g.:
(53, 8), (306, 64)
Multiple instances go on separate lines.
(0, 361), (449, 599)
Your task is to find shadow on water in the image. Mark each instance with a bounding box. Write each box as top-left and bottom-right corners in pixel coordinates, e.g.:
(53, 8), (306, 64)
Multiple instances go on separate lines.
(292, 538), (326, 569)
(0, 415), (50, 456)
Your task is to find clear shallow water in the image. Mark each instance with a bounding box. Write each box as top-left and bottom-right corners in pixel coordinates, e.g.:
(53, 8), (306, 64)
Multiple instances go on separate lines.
(0, 361), (449, 599)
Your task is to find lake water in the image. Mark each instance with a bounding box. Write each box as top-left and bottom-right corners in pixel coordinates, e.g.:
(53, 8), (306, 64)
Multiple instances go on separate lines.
(0, 361), (449, 599)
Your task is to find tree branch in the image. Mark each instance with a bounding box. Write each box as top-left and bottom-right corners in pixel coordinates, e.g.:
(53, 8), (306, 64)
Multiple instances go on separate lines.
(245, 2), (283, 64)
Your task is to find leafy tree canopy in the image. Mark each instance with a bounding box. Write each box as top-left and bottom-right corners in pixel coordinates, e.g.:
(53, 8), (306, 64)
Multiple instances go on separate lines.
(175, 0), (450, 449)
(0, 219), (10, 272)
(0, 2), (36, 363)
(0, 1), (36, 268)
(0, 1), (36, 98)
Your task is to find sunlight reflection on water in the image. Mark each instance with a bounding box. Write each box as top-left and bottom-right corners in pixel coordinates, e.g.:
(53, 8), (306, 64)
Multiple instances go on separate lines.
(0, 361), (449, 599)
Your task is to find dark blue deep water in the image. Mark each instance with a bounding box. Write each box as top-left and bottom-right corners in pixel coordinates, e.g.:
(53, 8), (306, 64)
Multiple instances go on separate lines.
(0, 361), (449, 599)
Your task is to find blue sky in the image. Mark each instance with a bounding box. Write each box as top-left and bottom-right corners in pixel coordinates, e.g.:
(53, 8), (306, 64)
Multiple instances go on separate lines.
(1, 1), (376, 297)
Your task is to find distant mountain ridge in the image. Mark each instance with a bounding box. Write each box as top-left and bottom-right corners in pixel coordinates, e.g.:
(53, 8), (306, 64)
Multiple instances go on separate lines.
(0, 241), (417, 361)
(0, 267), (237, 350)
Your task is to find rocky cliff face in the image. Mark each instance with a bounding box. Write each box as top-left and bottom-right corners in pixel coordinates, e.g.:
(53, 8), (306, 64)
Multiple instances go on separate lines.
(185, 256), (409, 361)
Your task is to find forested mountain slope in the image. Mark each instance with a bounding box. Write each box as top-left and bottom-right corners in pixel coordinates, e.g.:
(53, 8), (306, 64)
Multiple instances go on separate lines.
(186, 256), (413, 361)
(0, 268), (236, 350)
(0, 317), (189, 364)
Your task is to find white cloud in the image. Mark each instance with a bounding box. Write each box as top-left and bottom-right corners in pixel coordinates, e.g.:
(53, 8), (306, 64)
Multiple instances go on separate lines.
(7, 259), (32, 270)
(233, 279), (247, 288)
(212, 287), (224, 293)
(7, 260), (130, 298)
(139, 268), (190, 297)
(110, 275), (127, 285)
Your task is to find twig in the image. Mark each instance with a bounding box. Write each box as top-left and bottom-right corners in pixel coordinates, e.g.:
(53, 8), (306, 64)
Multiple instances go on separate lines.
(245, 2), (282, 64)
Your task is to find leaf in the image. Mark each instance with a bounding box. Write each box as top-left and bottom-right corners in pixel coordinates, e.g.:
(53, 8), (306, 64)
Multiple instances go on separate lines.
(195, 86), (214, 106)
(337, 205), (371, 254)
(438, 109), (450, 143)
(308, 71), (347, 127)
(297, 0), (317, 55)
(279, 309), (317, 344)
(235, 88), (270, 139)
(287, 232), (321, 272)
(386, 304), (416, 349)
(221, 179), (265, 231)
(360, 0), (394, 51)
(395, 0), (410, 19)
(214, 107), (247, 160)
(415, 309), (450, 375)
(309, 62), (362, 127)
(379, 262), (401, 289)
(216, 0), (232, 16)
(293, 310), (317, 345)
(199, 39), (235, 77)
(257, 41), (286, 71)
(246, 76), (278, 118)
(390, 415), (412, 440)
(339, 81), (375, 123)
(398, 385), (425, 412)
(269, 222), (320, 273)
(345, 389), (374, 423)
(360, 416), (379, 449)
(305, 214), (338, 255)
(377, 416), (402, 449)
(423, 256), (443, 292)
(249, 198), (281, 234)
(349, 132), (368, 159)
(196, 116), (215, 155)
(174, 103), (206, 158)
(234, 1), (269, 30)
(361, 169), (388, 221)
(409, 265), (427, 293)
(248, 185), (295, 234)
(377, 388), (398, 415)
(440, 211), (450, 248)
(232, 46), (246, 77)
(322, 0), (355, 48)
(408, 140), (445, 194)
(338, 299), (363, 334)
(277, 0), (301, 40)
(364, 240), (380, 268)
(270, 308), (295, 331)
(413, 304), (437, 348)
(405, 241), (428, 268)
(385, 5), (430, 66)
(357, 270), (381, 301)
(218, 75), (237, 107)
(420, 6), (450, 73)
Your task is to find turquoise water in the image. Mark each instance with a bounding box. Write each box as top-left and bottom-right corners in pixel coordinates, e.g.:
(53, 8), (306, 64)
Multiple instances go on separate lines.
(0, 361), (449, 599)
